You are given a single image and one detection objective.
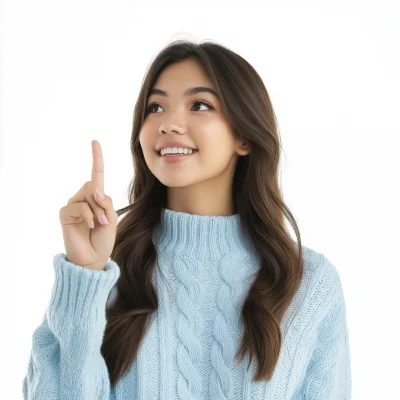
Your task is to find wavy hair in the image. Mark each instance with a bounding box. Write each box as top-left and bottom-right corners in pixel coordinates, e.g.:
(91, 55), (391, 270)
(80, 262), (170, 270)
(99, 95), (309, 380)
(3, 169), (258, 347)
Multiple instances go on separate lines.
(101, 39), (304, 388)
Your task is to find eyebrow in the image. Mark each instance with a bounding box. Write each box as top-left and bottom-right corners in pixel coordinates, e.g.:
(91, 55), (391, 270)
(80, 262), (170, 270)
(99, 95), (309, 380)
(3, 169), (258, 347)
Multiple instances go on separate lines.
(148, 86), (219, 100)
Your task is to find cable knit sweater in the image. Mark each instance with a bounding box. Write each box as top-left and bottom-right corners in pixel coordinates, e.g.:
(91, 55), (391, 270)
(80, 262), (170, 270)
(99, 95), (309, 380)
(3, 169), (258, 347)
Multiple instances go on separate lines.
(22, 208), (351, 399)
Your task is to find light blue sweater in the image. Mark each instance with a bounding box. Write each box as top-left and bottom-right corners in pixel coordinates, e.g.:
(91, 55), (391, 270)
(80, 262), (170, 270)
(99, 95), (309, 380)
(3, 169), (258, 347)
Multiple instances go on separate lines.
(22, 208), (351, 399)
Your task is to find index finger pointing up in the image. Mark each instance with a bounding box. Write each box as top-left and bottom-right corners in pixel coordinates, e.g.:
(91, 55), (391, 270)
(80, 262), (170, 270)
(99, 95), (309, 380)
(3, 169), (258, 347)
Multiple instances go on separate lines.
(91, 140), (104, 192)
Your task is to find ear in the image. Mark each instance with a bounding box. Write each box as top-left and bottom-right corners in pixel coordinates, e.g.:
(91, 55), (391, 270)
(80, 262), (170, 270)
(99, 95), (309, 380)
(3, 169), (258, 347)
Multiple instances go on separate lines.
(235, 140), (251, 156)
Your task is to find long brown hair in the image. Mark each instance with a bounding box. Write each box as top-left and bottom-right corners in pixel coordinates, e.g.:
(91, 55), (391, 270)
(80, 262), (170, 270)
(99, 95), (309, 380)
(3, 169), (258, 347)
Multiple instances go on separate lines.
(101, 39), (304, 388)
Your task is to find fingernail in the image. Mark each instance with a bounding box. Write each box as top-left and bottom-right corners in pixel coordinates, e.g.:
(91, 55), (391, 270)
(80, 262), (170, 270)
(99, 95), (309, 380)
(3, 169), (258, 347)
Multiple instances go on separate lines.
(101, 214), (109, 224)
(96, 188), (105, 199)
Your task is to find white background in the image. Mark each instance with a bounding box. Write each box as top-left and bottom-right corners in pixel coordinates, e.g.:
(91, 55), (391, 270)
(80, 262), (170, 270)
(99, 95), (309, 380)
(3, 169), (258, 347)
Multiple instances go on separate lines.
(1, 0), (399, 398)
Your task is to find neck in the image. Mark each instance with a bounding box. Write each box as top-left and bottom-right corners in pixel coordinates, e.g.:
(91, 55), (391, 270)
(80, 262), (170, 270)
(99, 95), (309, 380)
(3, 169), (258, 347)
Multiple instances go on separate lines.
(152, 207), (258, 260)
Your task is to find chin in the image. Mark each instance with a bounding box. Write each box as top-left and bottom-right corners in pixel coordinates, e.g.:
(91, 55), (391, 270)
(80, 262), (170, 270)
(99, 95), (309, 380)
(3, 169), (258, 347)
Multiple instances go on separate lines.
(157, 176), (201, 189)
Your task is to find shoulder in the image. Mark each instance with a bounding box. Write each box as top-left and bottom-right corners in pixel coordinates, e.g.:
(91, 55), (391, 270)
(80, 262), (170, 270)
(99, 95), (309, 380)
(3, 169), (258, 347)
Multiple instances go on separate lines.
(302, 245), (344, 293)
(282, 246), (347, 333)
(299, 245), (347, 322)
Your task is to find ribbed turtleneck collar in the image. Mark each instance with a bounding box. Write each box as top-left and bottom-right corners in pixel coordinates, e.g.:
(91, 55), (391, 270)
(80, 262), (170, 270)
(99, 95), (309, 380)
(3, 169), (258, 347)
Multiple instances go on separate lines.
(152, 207), (259, 260)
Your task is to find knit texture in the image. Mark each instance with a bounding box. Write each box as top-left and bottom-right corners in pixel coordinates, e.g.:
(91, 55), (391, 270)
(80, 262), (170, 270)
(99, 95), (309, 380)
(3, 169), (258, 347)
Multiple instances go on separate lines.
(22, 208), (351, 399)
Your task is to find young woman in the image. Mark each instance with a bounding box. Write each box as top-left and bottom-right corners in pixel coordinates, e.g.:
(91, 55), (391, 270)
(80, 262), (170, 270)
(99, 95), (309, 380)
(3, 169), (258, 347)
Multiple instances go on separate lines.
(23, 40), (351, 399)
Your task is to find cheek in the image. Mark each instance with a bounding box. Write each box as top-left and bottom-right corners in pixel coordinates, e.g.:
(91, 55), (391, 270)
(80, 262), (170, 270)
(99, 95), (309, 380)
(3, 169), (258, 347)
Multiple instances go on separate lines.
(200, 123), (234, 151)
(138, 130), (145, 147)
(139, 128), (154, 153)
(197, 146), (234, 170)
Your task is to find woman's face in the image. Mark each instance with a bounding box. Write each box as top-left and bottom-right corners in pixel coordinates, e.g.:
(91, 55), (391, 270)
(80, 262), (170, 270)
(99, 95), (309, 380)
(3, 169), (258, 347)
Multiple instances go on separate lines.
(139, 58), (249, 214)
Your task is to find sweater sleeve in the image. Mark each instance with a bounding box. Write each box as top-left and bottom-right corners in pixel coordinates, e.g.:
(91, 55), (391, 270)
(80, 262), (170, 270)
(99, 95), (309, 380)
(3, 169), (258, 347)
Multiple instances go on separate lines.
(22, 253), (120, 400)
(300, 270), (352, 399)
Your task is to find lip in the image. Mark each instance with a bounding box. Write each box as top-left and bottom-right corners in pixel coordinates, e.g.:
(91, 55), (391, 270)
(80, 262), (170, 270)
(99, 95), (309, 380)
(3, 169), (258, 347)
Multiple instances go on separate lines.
(156, 149), (198, 163)
(155, 141), (198, 152)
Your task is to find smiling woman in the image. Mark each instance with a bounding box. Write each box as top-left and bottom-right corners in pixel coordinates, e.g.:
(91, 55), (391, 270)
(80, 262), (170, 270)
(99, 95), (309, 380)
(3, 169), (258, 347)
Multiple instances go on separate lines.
(139, 56), (251, 204)
(22, 39), (351, 400)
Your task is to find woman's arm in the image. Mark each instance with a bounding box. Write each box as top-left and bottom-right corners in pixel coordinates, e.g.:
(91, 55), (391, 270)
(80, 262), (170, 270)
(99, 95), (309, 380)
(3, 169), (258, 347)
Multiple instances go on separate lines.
(300, 284), (352, 399)
(22, 253), (120, 399)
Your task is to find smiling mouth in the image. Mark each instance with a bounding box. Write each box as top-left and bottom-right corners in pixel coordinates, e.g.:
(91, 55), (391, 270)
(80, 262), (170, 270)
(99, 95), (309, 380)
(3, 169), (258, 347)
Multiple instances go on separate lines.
(156, 150), (198, 157)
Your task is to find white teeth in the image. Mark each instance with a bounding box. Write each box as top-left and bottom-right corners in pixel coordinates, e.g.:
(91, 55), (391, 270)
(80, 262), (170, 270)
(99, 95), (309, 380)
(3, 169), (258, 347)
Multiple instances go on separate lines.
(160, 147), (197, 156)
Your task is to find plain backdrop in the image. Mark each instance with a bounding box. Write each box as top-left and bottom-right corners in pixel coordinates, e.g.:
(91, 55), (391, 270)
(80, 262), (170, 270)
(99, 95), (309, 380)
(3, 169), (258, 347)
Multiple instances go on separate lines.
(1, 0), (399, 398)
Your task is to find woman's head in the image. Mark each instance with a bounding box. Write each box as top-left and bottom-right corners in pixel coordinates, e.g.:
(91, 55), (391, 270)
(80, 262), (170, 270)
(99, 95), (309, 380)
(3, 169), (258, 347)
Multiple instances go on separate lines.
(102, 39), (303, 388)
(130, 39), (282, 216)
(138, 56), (250, 214)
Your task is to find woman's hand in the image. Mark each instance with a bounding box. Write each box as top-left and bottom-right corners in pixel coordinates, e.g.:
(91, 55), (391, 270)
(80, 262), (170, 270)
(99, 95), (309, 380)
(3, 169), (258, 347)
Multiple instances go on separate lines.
(59, 140), (118, 270)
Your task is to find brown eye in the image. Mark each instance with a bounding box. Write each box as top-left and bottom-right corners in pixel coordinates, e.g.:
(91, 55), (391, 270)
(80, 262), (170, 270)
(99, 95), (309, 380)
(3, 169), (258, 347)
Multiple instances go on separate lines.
(145, 100), (214, 115)
(146, 103), (162, 114)
(190, 100), (213, 111)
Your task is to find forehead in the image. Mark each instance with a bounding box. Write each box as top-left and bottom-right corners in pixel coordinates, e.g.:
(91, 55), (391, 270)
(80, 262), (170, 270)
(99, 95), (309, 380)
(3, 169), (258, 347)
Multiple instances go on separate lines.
(148, 59), (217, 99)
